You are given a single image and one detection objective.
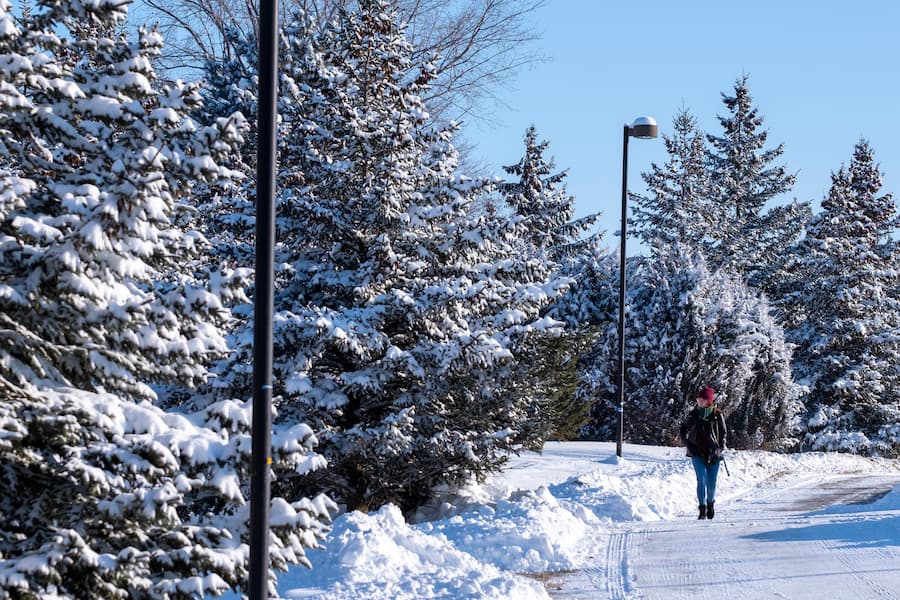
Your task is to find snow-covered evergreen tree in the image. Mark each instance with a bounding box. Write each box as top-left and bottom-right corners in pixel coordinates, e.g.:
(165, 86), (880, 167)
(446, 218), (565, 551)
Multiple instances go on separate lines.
(546, 243), (618, 330)
(0, 0), (244, 399)
(706, 75), (809, 291)
(579, 246), (800, 449)
(0, 1), (333, 595)
(495, 126), (603, 442)
(631, 109), (714, 250)
(0, 388), (334, 598)
(786, 140), (900, 456)
(202, 2), (568, 512)
(499, 125), (599, 258)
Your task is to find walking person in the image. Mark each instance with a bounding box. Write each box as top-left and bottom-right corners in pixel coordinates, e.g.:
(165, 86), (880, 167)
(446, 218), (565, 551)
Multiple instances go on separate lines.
(680, 386), (727, 519)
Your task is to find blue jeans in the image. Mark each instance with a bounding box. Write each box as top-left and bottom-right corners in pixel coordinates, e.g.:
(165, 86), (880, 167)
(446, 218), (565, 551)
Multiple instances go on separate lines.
(691, 456), (720, 504)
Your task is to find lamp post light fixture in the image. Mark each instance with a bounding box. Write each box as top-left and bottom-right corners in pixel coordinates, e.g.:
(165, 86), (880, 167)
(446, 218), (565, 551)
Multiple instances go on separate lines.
(616, 116), (658, 458)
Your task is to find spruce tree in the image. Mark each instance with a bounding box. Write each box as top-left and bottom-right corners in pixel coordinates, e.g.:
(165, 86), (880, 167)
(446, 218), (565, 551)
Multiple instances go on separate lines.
(787, 140), (900, 456)
(544, 243), (620, 440)
(706, 75), (809, 291)
(547, 244), (619, 330)
(0, 388), (334, 598)
(0, 2), (333, 595)
(500, 125), (600, 257)
(0, 0), (244, 399)
(202, 2), (568, 512)
(579, 246), (800, 449)
(631, 109), (714, 251)
(497, 126), (602, 441)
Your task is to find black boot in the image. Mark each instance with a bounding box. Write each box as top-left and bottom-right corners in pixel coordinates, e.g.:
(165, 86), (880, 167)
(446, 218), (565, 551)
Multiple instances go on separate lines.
(698, 504), (707, 519)
(706, 502), (715, 519)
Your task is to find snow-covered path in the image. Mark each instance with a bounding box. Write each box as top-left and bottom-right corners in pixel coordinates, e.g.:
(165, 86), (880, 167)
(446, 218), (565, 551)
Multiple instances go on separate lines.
(547, 471), (900, 599)
(264, 443), (900, 599)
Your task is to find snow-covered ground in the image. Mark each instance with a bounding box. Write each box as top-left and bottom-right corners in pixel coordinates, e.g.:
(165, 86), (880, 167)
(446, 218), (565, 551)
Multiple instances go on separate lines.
(252, 442), (900, 599)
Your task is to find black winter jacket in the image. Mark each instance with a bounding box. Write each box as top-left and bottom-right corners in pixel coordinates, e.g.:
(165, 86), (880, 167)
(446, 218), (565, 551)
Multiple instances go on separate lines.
(680, 408), (727, 463)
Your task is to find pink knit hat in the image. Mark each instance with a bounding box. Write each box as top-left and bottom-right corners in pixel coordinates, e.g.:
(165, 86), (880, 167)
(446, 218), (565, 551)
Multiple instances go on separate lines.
(696, 387), (715, 403)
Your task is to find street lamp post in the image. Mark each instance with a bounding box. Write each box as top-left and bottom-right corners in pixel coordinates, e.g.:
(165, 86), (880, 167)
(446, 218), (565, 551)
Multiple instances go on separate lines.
(250, 0), (278, 598)
(616, 116), (658, 458)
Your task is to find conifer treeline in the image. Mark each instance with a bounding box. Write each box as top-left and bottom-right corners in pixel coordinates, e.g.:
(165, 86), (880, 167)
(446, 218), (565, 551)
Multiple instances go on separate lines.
(619, 76), (900, 457)
(2, 0), (899, 595)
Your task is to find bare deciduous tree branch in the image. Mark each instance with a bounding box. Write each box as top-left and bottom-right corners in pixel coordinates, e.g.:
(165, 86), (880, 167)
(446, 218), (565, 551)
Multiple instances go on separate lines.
(135, 0), (545, 125)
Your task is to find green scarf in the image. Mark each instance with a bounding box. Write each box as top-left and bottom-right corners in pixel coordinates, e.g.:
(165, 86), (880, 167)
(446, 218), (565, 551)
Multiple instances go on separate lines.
(699, 406), (714, 420)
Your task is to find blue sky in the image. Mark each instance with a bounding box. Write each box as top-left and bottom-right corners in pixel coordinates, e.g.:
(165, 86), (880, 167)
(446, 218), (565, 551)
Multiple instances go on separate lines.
(469, 0), (899, 254)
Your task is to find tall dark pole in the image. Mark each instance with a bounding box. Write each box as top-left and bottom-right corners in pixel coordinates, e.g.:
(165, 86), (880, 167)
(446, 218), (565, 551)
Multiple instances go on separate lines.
(616, 124), (629, 458)
(250, 0), (278, 597)
(614, 117), (657, 459)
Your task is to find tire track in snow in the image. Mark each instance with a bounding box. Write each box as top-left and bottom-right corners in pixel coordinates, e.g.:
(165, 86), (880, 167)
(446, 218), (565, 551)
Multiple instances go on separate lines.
(624, 517), (740, 599)
(603, 529), (627, 599)
(545, 527), (644, 599)
(604, 527), (648, 600)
